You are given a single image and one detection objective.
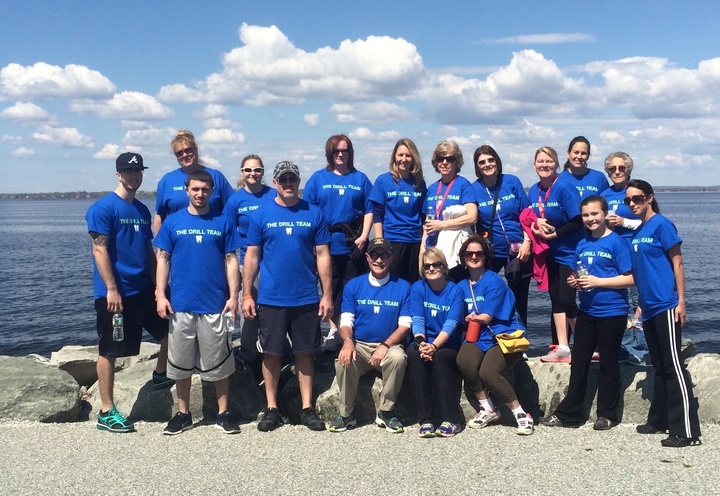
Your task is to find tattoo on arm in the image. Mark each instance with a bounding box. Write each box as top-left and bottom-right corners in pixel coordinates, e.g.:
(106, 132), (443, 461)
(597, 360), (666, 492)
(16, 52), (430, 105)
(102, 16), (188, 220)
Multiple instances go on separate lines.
(89, 232), (109, 247)
(225, 252), (238, 263)
(159, 249), (171, 261)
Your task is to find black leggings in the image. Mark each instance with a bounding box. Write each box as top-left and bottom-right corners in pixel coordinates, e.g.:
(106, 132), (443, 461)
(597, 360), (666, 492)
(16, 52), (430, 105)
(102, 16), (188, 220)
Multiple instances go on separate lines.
(456, 342), (522, 405)
(406, 345), (463, 425)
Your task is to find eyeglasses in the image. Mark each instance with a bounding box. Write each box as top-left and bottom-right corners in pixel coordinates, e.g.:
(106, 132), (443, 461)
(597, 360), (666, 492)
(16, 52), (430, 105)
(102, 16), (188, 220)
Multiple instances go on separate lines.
(422, 262), (444, 271)
(437, 155), (457, 164)
(333, 149), (350, 156)
(276, 175), (299, 184)
(174, 147), (194, 158)
(607, 166), (627, 174)
(477, 157), (496, 167)
(242, 167), (264, 174)
(368, 251), (391, 261)
(463, 250), (485, 259)
(623, 194), (647, 206)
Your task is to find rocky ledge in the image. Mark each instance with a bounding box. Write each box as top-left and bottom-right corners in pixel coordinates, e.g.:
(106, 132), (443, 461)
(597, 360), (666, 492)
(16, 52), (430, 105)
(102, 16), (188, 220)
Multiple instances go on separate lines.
(2, 341), (717, 427)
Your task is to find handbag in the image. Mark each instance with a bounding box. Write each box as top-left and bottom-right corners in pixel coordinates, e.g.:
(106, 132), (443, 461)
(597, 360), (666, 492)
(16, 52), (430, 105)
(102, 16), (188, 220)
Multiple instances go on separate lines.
(487, 310), (530, 354)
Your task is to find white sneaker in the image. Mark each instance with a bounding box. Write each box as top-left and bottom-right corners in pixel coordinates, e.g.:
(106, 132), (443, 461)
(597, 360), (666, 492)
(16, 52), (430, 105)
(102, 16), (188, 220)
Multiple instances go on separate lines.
(540, 347), (571, 363)
(516, 413), (534, 435)
(322, 326), (340, 351)
(467, 408), (501, 429)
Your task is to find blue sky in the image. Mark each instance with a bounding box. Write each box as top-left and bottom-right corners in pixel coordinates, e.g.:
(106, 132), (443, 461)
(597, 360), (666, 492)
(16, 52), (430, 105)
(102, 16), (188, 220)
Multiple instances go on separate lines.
(2, 0), (719, 193)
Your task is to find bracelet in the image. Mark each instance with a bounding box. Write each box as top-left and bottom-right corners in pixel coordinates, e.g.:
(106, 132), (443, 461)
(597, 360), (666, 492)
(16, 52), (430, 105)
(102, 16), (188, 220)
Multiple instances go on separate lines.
(344, 337), (354, 343)
(242, 295), (253, 300)
(430, 343), (438, 350)
(380, 342), (390, 349)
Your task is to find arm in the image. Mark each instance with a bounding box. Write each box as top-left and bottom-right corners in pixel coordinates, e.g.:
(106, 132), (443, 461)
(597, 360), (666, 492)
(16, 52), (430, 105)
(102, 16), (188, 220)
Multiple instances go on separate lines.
(425, 202), (478, 233)
(316, 244), (333, 321)
(222, 252), (240, 318)
(337, 316), (357, 367)
(241, 245), (260, 319)
(576, 272), (635, 291)
(368, 324), (410, 368)
(372, 202), (385, 238)
(669, 244), (686, 326)
(354, 212), (373, 251)
(90, 232), (123, 312)
(155, 249), (173, 318)
(152, 213), (164, 237)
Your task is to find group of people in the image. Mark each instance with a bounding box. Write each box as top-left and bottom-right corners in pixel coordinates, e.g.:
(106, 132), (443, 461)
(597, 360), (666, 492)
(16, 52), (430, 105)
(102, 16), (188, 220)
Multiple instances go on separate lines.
(86, 130), (701, 447)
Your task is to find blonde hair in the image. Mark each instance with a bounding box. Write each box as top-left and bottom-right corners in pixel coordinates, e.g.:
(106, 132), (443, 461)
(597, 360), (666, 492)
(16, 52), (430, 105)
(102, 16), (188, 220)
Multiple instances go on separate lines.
(534, 146), (560, 168)
(171, 129), (203, 166)
(431, 140), (464, 174)
(419, 247), (449, 279)
(237, 154), (265, 188)
(389, 138), (425, 191)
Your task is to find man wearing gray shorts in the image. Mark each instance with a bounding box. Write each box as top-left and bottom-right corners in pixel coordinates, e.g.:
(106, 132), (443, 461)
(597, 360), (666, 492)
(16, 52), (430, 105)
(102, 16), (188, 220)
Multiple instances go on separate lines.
(242, 161), (333, 432)
(155, 169), (242, 435)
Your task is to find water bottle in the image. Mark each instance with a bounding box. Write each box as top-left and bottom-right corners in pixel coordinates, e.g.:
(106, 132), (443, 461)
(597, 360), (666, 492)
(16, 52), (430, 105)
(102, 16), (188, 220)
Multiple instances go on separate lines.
(576, 261), (593, 292)
(426, 213), (438, 246)
(224, 311), (235, 333)
(112, 312), (124, 341)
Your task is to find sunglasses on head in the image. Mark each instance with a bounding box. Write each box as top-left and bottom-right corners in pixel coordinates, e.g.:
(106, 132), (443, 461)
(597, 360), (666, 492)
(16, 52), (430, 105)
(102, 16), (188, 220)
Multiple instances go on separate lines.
(464, 250), (485, 259)
(242, 167), (264, 174)
(607, 166), (627, 174)
(437, 155), (457, 164)
(368, 251), (391, 261)
(174, 147), (194, 158)
(623, 194), (647, 206)
(422, 261), (444, 271)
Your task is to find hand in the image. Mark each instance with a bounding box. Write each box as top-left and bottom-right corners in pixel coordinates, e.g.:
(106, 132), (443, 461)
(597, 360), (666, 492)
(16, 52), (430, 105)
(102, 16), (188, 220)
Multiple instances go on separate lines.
(222, 298), (238, 320)
(418, 342), (435, 362)
(606, 213), (623, 227)
(318, 295), (334, 321)
(567, 273), (580, 289)
(423, 218), (443, 235)
(241, 297), (256, 320)
(465, 312), (481, 324)
(156, 297), (173, 319)
(338, 340), (356, 367)
(675, 301), (687, 327)
(106, 288), (123, 313)
(577, 274), (599, 290)
(518, 240), (531, 262)
(369, 344), (388, 368)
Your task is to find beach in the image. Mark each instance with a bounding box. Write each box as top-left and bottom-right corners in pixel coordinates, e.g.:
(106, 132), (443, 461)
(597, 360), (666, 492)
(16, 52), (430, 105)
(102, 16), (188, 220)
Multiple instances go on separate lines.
(2, 419), (719, 495)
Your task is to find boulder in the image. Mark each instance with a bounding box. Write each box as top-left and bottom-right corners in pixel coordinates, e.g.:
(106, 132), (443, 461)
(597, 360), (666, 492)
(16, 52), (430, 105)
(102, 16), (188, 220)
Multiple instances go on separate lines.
(50, 343), (162, 388)
(686, 353), (720, 423)
(0, 355), (81, 422)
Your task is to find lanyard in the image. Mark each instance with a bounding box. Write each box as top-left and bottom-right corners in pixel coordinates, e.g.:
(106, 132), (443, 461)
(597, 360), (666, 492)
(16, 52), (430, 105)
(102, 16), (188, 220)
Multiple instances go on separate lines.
(536, 177), (557, 219)
(468, 276), (481, 314)
(435, 177), (456, 218)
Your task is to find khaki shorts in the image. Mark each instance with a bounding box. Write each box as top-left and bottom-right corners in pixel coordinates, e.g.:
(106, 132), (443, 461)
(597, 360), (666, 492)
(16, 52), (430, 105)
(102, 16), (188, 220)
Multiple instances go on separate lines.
(167, 312), (235, 381)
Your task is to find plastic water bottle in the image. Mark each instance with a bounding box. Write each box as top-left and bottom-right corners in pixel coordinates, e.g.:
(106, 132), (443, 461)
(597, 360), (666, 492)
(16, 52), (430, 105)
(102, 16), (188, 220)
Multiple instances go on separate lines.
(112, 312), (124, 341)
(576, 261), (593, 292)
(224, 311), (235, 333)
(426, 213), (438, 246)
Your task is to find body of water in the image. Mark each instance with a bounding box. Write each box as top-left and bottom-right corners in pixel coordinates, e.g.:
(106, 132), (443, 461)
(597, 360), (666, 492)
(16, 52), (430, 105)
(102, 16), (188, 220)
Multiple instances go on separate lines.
(1, 192), (718, 357)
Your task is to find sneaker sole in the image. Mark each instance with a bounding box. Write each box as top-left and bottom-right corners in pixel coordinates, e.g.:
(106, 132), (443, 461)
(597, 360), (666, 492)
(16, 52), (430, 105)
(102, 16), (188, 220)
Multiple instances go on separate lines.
(540, 357), (572, 363)
(257, 422), (282, 432)
(96, 423), (135, 433)
(215, 424), (241, 434)
(162, 425), (193, 436)
(304, 423), (327, 432)
(375, 416), (404, 433)
(517, 427), (534, 435)
(467, 417), (500, 429)
(152, 380), (176, 390)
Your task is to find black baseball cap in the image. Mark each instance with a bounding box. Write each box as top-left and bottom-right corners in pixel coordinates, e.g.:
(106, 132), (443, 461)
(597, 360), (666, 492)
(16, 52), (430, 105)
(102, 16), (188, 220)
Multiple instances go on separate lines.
(116, 152), (147, 172)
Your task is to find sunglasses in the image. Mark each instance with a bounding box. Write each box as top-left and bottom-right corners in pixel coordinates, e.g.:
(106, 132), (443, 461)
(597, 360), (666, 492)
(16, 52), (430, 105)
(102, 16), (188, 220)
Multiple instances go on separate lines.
(242, 167), (264, 174)
(368, 251), (391, 261)
(276, 175), (299, 184)
(422, 261), (445, 271)
(437, 155), (457, 164)
(623, 194), (647, 206)
(333, 149), (350, 156)
(464, 250), (485, 259)
(607, 166), (627, 174)
(477, 157), (496, 167)
(174, 147), (194, 158)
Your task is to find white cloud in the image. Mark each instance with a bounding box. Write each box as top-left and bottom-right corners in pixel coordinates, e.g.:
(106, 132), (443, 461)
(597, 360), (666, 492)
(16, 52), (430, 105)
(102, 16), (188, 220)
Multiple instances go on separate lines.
(122, 127), (177, 147)
(193, 104), (229, 119)
(1, 134), (22, 144)
(199, 128), (246, 144)
(156, 84), (203, 103)
(480, 33), (597, 45)
(202, 117), (237, 129)
(330, 101), (414, 124)
(32, 125), (93, 148)
(69, 91), (174, 119)
(0, 62), (115, 99)
(1, 101), (50, 121)
(304, 113), (320, 126)
(93, 143), (144, 159)
(10, 146), (35, 156)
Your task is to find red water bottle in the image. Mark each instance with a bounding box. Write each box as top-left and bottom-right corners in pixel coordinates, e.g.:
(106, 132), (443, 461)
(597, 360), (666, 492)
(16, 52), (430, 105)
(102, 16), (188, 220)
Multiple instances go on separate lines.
(466, 321), (481, 343)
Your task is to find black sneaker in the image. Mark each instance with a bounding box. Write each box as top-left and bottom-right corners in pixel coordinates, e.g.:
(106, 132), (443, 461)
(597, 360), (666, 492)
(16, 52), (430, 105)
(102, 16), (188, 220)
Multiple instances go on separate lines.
(152, 370), (175, 390)
(636, 424), (667, 434)
(539, 414), (581, 428)
(593, 417), (614, 431)
(163, 412), (193, 436)
(661, 435), (702, 448)
(216, 411), (241, 434)
(300, 407), (326, 431)
(329, 412), (358, 432)
(257, 407), (284, 432)
(375, 410), (404, 433)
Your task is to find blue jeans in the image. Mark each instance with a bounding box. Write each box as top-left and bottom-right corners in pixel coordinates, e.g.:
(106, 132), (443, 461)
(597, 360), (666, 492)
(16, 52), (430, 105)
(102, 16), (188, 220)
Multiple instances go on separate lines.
(619, 287), (648, 361)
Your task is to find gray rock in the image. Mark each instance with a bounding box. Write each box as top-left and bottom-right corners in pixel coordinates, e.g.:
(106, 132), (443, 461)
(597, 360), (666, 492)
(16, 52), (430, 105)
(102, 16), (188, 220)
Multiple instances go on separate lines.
(0, 356), (81, 422)
(686, 353), (720, 423)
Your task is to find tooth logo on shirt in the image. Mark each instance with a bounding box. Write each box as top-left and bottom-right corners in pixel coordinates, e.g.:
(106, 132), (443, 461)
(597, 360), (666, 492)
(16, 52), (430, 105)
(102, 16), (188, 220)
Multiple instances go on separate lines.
(196, 235), (202, 243)
(339, 189), (345, 195)
(134, 224), (139, 232)
(431, 309), (438, 317)
(374, 306), (380, 314)
(286, 227), (292, 235)
(404, 196), (409, 203)
(588, 257), (594, 264)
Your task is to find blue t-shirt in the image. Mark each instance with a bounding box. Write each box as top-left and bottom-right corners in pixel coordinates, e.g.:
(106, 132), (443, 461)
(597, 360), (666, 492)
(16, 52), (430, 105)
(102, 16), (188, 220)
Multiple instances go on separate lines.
(460, 271), (526, 352)
(222, 185), (275, 264)
(246, 199), (330, 306)
(303, 168), (373, 255)
(473, 174), (530, 258)
(630, 215), (682, 320)
(575, 232), (632, 317)
(559, 169), (609, 199)
(528, 178), (582, 265)
(368, 172), (426, 243)
(600, 185), (640, 242)
(424, 175), (475, 247)
(155, 167), (234, 218)
(410, 280), (465, 350)
(154, 209), (241, 314)
(341, 274), (412, 343)
(86, 193), (154, 299)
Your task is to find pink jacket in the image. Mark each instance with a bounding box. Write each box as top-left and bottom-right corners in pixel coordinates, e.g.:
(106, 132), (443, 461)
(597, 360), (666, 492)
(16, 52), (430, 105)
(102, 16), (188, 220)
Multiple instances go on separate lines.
(519, 207), (549, 291)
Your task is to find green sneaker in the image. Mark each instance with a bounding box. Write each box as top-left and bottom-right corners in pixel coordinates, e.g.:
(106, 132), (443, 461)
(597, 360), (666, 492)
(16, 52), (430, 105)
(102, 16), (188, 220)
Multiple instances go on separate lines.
(152, 371), (175, 390)
(97, 406), (135, 433)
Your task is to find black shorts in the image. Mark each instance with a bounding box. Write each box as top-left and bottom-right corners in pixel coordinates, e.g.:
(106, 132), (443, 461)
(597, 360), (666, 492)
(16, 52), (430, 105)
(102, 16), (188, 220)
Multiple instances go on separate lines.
(257, 303), (321, 356)
(95, 288), (168, 358)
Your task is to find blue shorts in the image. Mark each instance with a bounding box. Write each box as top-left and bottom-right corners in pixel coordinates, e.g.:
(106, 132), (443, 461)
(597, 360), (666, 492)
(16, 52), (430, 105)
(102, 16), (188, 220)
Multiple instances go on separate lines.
(257, 303), (321, 356)
(95, 288), (168, 358)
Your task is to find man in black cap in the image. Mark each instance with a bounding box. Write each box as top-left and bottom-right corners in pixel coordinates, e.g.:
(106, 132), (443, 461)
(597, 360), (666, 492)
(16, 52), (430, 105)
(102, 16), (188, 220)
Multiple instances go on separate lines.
(85, 152), (173, 433)
(328, 237), (412, 433)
